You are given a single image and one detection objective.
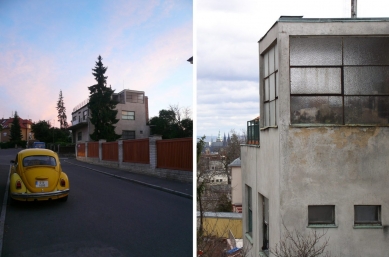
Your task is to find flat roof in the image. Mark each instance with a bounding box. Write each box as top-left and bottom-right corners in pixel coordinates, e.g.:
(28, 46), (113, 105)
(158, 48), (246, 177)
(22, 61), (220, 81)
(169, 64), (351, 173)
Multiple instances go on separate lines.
(259, 16), (389, 42)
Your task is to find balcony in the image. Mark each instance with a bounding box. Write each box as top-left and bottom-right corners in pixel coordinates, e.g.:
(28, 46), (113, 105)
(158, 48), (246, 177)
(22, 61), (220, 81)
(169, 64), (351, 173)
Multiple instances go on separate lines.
(68, 119), (88, 130)
(247, 117), (259, 145)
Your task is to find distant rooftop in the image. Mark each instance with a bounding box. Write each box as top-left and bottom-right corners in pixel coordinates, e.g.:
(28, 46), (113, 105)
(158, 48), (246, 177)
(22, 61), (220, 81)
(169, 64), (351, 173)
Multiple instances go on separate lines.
(229, 157), (241, 167)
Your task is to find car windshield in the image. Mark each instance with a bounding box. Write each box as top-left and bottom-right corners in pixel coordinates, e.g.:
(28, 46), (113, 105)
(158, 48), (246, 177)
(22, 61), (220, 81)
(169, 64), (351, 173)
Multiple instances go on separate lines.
(23, 156), (57, 167)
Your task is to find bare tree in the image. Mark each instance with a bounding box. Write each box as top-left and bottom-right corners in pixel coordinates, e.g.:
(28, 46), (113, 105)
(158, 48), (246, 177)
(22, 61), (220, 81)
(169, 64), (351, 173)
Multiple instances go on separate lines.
(169, 103), (191, 121)
(218, 129), (244, 184)
(271, 224), (335, 257)
(197, 136), (207, 237)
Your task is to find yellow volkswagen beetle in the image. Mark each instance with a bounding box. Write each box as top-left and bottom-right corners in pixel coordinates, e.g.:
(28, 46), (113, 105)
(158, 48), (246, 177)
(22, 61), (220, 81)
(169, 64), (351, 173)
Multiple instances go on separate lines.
(9, 148), (69, 203)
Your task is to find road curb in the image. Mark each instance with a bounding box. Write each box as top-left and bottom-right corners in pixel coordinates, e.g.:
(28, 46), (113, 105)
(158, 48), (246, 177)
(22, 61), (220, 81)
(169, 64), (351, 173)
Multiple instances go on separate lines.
(0, 166), (11, 257)
(63, 160), (192, 200)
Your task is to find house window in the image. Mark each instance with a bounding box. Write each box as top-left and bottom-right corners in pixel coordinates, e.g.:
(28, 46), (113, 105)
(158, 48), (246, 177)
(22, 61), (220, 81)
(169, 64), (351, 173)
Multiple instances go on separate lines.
(122, 130), (135, 139)
(308, 205), (335, 225)
(73, 116), (76, 121)
(354, 205), (381, 225)
(122, 111), (135, 120)
(290, 36), (389, 125)
(262, 43), (278, 128)
(83, 110), (87, 121)
(137, 93), (144, 103)
(77, 132), (82, 141)
(262, 196), (269, 251)
(246, 185), (253, 237)
(126, 92), (144, 103)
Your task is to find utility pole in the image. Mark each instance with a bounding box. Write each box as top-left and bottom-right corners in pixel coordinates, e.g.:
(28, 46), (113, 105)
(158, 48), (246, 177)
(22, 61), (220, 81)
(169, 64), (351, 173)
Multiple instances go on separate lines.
(351, 0), (357, 18)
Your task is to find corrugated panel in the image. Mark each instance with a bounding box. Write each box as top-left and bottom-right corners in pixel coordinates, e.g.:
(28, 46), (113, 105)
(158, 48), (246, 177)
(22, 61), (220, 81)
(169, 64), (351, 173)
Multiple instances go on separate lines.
(77, 143), (85, 157)
(88, 142), (99, 158)
(123, 138), (149, 164)
(156, 138), (192, 171)
(102, 142), (118, 161)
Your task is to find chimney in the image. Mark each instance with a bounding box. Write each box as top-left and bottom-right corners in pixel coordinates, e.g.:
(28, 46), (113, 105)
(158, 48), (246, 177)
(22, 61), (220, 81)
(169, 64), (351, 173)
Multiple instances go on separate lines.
(351, 0), (357, 18)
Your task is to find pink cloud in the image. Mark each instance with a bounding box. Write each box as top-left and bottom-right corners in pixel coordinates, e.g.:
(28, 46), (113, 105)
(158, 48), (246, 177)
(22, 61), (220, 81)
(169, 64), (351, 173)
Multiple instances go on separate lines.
(0, 45), (60, 122)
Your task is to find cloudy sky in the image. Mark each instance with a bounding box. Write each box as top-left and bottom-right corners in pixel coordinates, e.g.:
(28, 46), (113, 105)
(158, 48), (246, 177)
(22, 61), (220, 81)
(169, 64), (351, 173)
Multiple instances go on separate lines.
(196, 0), (389, 138)
(0, 0), (192, 127)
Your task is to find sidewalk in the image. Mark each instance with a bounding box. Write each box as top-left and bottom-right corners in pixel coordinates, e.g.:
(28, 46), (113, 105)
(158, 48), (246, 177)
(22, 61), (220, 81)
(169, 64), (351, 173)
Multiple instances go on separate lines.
(62, 157), (193, 199)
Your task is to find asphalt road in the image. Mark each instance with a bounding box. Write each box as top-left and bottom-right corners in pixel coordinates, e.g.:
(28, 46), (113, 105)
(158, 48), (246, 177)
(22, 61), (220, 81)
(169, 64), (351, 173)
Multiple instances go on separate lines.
(0, 149), (193, 257)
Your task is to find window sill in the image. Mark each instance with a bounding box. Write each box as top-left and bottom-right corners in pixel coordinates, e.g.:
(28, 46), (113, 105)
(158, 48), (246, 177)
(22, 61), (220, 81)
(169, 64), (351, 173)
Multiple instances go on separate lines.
(260, 126), (278, 131)
(353, 224), (383, 229)
(307, 224), (338, 228)
(290, 124), (389, 128)
(245, 233), (253, 244)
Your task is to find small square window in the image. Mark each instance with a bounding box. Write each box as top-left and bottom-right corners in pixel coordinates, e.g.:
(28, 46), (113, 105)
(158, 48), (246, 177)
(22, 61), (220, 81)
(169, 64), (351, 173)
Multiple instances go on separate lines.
(354, 205), (381, 225)
(308, 205), (335, 225)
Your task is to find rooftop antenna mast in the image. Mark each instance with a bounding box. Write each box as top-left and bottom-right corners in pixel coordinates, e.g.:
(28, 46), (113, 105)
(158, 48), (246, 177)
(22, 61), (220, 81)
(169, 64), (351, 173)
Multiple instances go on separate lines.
(351, 0), (357, 18)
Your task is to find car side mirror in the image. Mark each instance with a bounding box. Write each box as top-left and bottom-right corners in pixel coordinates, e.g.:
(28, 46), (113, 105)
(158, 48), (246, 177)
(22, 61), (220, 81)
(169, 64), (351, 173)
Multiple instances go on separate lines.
(10, 160), (15, 164)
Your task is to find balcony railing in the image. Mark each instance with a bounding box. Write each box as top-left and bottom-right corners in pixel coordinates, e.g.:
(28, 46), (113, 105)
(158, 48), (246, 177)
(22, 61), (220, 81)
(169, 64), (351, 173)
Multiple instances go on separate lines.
(73, 98), (89, 112)
(247, 117), (260, 145)
(71, 119), (87, 126)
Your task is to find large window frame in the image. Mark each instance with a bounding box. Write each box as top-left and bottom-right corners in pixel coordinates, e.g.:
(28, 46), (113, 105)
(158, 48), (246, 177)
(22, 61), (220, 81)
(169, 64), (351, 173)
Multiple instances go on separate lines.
(290, 36), (389, 126)
(246, 185), (253, 239)
(262, 43), (278, 129)
(122, 111), (135, 120)
(122, 130), (135, 140)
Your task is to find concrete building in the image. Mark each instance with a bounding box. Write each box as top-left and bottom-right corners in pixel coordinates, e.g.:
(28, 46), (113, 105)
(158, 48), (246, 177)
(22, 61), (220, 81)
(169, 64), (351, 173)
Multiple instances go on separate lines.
(69, 89), (150, 142)
(241, 16), (389, 257)
(198, 153), (228, 185)
(0, 117), (34, 143)
(229, 158), (242, 213)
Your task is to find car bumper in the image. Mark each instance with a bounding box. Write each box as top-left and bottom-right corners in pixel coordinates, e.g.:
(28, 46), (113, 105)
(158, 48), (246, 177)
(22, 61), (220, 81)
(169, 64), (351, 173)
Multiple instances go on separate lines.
(11, 189), (69, 199)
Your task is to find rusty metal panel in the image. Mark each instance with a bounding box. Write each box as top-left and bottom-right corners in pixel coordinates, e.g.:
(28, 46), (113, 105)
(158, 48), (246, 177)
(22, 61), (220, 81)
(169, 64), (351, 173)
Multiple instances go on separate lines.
(156, 138), (192, 171)
(123, 138), (149, 164)
(88, 142), (99, 158)
(102, 142), (118, 161)
(77, 143), (85, 157)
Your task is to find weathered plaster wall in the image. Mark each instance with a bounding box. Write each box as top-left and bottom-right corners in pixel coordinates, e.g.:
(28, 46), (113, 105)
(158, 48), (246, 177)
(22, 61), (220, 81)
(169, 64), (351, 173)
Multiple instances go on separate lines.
(254, 19), (389, 257)
(275, 20), (389, 257)
(281, 126), (389, 256)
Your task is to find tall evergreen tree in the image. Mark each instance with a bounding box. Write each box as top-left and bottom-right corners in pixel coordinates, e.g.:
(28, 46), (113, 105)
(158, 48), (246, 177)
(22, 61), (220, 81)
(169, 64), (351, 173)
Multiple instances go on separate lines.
(88, 55), (119, 142)
(56, 90), (68, 129)
(10, 111), (23, 142)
